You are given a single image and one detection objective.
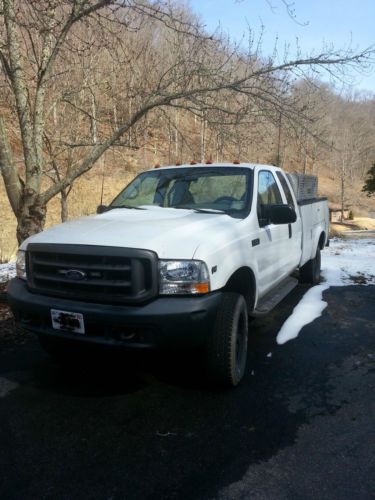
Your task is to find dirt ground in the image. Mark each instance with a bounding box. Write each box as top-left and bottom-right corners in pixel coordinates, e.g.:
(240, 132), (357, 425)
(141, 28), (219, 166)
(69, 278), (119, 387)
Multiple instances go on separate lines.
(330, 217), (375, 237)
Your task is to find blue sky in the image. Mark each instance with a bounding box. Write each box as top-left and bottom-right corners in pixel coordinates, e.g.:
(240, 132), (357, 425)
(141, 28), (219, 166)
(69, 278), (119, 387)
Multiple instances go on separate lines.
(189, 0), (375, 93)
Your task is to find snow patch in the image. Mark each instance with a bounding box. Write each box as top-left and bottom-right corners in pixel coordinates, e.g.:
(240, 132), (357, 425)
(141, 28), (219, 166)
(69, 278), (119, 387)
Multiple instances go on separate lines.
(0, 262), (15, 283)
(277, 238), (375, 345)
(277, 284), (329, 345)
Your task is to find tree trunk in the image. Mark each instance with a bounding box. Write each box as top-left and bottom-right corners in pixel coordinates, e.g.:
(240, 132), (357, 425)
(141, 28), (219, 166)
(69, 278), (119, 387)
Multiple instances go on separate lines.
(341, 159), (345, 221)
(276, 112), (282, 167)
(200, 117), (206, 163)
(16, 192), (46, 244)
(0, 115), (21, 215)
(60, 189), (69, 222)
(175, 109), (179, 161)
(303, 152), (308, 174)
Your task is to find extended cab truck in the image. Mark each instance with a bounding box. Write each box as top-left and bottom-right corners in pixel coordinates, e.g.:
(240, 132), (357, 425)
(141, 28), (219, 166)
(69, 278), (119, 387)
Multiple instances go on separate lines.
(7, 164), (329, 387)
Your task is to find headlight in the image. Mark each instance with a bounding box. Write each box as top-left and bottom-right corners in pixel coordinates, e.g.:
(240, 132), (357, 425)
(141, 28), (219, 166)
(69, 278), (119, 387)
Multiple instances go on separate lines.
(159, 260), (210, 295)
(16, 250), (27, 280)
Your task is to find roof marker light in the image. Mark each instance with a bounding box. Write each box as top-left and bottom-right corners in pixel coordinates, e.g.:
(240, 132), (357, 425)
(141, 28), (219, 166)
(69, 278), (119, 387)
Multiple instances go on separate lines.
(154, 163), (161, 169)
(190, 161), (197, 165)
(233, 160), (240, 164)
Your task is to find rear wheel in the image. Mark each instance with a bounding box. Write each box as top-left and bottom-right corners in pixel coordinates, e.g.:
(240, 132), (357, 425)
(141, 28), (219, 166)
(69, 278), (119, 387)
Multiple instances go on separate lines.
(300, 246), (321, 284)
(207, 292), (248, 388)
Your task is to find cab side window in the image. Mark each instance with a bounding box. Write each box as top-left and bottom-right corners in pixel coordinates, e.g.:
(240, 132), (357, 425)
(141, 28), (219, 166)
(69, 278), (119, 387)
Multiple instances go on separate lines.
(276, 171), (295, 207)
(257, 171), (283, 227)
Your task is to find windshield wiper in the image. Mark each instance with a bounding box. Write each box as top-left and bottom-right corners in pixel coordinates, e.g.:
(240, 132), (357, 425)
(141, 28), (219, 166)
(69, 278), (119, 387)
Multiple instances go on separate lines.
(108, 205), (146, 210)
(193, 208), (226, 214)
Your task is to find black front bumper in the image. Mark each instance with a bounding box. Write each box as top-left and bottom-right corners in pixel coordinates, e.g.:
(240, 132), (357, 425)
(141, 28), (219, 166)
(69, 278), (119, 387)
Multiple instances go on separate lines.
(7, 278), (222, 349)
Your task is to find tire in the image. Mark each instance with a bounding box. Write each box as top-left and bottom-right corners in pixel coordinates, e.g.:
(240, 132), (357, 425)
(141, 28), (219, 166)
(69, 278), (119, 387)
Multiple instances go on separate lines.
(299, 246), (321, 284)
(207, 292), (248, 388)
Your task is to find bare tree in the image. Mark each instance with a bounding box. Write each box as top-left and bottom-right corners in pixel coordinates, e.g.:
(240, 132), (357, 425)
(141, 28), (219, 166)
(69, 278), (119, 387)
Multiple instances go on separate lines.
(0, 0), (374, 243)
(327, 95), (375, 216)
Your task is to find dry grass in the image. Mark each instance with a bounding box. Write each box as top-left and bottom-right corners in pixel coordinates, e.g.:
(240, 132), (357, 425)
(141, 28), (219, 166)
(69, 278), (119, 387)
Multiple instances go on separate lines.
(318, 175), (375, 215)
(329, 217), (375, 237)
(351, 217), (375, 230)
(0, 172), (133, 262)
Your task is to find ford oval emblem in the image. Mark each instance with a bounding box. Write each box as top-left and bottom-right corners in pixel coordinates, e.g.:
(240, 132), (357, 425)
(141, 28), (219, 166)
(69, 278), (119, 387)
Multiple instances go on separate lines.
(59, 269), (87, 281)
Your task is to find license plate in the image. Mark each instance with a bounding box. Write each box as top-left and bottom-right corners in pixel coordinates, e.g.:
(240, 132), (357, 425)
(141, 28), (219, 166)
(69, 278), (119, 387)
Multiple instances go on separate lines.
(51, 309), (85, 334)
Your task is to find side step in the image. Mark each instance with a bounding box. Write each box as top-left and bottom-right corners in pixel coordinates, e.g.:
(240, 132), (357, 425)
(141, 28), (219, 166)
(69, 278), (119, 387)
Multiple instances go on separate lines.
(251, 276), (298, 317)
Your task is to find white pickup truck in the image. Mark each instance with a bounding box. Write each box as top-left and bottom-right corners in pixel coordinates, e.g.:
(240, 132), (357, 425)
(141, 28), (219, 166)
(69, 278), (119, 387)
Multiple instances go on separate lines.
(8, 163), (329, 387)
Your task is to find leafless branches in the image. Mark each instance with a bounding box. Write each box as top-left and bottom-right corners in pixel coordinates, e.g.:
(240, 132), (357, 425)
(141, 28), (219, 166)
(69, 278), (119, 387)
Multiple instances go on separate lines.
(0, 0), (374, 242)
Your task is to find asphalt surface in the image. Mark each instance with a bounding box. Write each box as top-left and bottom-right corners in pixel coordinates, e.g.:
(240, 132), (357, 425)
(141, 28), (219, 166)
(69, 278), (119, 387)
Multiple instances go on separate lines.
(0, 284), (374, 500)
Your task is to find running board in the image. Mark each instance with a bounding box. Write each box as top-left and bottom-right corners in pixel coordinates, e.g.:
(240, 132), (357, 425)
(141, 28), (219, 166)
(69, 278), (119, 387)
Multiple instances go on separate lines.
(251, 276), (298, 317)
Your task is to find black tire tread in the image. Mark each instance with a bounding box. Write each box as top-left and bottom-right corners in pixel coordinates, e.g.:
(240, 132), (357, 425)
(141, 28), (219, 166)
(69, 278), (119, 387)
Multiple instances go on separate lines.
(207, 292), (248, 387)
(300, 247), (321, 284)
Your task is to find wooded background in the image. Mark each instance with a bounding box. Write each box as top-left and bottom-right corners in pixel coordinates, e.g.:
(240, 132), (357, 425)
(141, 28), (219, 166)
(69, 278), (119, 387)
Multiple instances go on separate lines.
(0, 0), (374, 260)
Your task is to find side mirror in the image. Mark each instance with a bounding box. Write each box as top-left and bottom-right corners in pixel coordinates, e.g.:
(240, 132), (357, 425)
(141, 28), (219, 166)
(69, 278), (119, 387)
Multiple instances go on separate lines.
(96, 204), (108, 214)
(269, 204), (297, 224)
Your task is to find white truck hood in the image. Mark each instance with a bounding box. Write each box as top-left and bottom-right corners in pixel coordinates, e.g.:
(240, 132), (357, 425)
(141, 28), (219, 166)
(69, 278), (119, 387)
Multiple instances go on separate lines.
(23, 206), (240, 259)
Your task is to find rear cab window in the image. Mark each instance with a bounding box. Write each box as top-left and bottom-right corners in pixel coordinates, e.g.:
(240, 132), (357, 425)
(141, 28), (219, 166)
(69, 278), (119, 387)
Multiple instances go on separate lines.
(276, 171), (295, 207)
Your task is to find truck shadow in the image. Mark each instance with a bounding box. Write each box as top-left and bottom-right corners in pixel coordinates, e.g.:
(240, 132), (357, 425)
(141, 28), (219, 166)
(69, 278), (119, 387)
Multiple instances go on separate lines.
(31, 349), (152, 397)
(31, 284), (310, 396)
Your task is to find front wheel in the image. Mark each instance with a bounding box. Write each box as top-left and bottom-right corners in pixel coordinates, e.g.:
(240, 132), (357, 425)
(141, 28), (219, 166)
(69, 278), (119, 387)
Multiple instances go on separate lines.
(299, 246), (321, 284)
(207, 292), (248, 388)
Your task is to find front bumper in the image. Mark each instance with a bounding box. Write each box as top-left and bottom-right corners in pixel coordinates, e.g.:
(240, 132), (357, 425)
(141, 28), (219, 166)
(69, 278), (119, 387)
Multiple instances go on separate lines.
(7, 278), (222, 349)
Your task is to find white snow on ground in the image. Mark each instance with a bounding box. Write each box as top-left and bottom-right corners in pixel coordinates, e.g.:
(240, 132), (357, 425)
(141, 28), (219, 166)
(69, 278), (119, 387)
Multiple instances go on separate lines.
(276, 284), (329, 345)
(277, 238), (375, 345)
(0, 262), (15, 283)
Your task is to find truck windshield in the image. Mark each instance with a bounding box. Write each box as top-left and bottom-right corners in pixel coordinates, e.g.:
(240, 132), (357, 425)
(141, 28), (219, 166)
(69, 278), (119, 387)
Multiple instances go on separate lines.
(110, 167), (253, 218)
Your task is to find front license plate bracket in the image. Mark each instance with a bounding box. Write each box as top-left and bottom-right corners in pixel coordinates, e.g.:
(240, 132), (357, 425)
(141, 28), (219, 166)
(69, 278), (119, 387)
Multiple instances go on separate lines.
(51, 309), (85, 334)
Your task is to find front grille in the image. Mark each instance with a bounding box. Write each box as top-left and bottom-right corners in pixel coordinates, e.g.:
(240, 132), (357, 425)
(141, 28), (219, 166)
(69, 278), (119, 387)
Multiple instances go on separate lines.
(27, 243), (158, 304)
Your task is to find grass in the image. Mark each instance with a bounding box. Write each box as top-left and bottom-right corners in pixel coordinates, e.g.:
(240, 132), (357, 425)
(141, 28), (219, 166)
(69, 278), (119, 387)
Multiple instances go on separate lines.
(329, 217), (375, 237)
(0, 173), (133, 262)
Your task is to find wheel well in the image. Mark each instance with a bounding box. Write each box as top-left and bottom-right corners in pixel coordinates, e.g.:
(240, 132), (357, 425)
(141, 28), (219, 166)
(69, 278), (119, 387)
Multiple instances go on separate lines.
(318, 232), (326, 249)
(223, 267), (256, 313)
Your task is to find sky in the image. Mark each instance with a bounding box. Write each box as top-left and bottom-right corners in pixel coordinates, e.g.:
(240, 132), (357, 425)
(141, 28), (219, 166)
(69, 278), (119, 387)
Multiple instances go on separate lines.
(189, 0), (375, 93)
